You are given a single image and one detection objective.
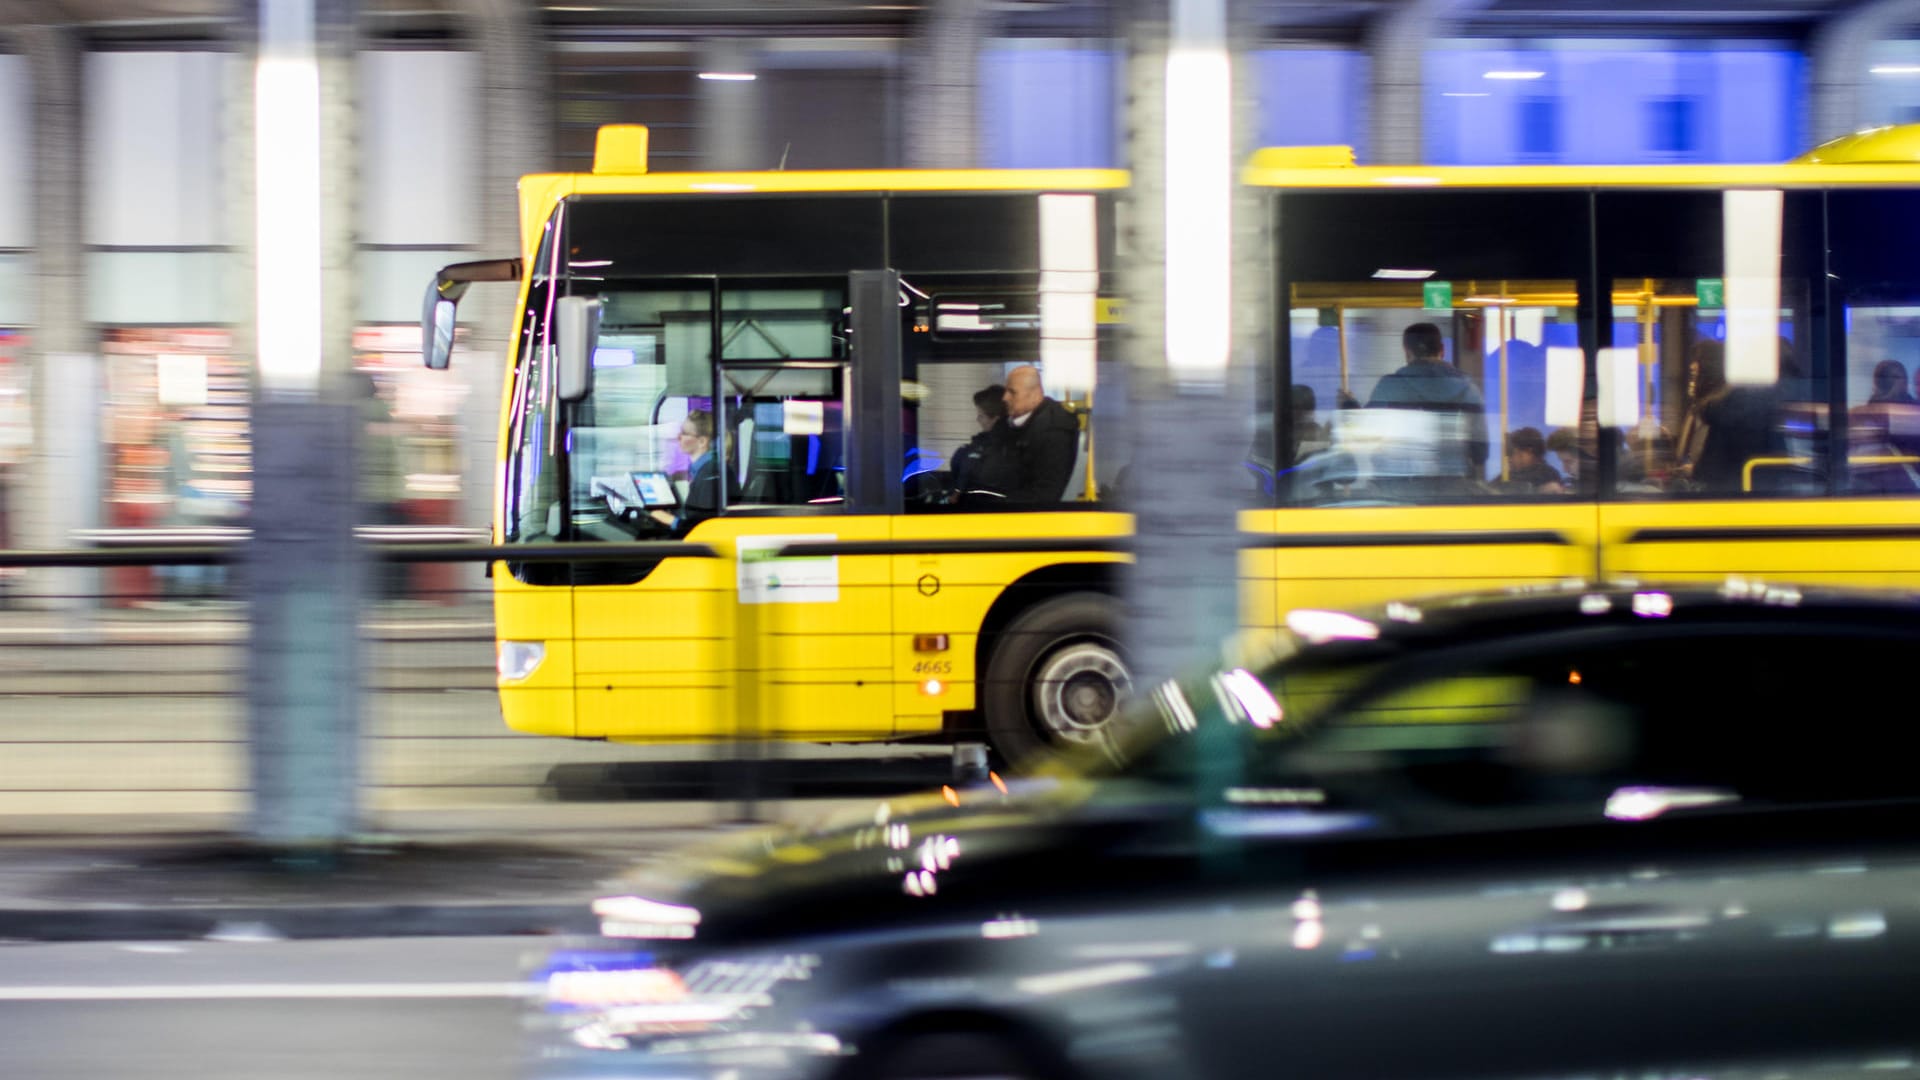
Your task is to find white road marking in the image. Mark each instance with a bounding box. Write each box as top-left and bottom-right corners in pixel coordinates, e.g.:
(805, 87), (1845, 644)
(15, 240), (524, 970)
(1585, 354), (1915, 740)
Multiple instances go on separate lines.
(0, 982), (541, 1001)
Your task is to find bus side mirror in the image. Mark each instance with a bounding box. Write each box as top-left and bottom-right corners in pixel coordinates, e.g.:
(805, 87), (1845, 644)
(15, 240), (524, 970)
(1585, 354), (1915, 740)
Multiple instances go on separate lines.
(421, 257), (523, 371)
(424, 293), (459, 370)
(557, 295), (602, 403)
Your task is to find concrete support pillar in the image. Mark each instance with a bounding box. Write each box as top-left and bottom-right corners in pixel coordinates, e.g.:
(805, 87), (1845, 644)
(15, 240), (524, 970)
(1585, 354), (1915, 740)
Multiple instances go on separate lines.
(1809, 0), (1920, 147)
(238, 0), (365, 844)
(1365, 0), (1483, 165)
(11, 24), (99, 609)
(904, 0), (991, 168)
(457, 0), (548, 537)
(1118, 0), (1252, 704)
(698, 39), (765, 170)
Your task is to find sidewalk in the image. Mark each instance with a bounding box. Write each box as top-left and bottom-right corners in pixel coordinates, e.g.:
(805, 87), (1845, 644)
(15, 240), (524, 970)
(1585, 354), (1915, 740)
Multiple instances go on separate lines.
(0, 805), (820, 944)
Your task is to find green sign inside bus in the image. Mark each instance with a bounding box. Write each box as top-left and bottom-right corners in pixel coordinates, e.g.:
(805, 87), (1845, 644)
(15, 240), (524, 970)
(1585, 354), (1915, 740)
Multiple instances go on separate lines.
(1423, 281), (1453, 311)
(1697, 278), (1725, 310)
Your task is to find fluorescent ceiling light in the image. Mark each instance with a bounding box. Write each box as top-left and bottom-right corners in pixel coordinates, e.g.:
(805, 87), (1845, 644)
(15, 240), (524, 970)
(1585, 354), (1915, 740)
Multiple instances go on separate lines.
(1443, 91), (1491, 98)
(698, 71), (757, 81)
(1372, 269), (1436, 280)
(1484, 70), (1546, 80)
(1870, 64), (1920, 76)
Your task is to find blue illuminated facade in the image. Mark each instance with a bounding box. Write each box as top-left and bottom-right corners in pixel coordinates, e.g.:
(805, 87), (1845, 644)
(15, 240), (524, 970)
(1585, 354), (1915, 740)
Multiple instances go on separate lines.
(981, 39), (1807, 168)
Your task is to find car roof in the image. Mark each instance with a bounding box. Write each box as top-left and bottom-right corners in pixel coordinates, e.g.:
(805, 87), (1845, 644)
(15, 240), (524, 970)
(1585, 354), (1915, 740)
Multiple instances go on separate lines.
(1280, 580), (1920, 663)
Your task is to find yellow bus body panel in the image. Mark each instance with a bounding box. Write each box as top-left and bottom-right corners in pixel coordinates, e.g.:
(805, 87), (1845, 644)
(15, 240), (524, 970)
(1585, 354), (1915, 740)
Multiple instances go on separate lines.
(1600, 499), (1920, 587)
(888, 512), (1132, 731)
(493, 568), (579, 737)
(1245, 505), (1600, 618)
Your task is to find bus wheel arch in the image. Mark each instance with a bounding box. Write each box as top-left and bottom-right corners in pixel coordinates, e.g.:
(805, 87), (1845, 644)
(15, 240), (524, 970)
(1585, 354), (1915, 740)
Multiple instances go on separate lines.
(975, 567), (1129, 770)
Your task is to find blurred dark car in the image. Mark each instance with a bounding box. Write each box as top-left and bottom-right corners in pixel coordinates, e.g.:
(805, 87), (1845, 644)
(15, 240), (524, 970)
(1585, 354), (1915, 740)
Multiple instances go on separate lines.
(531, 581), (1920, 1080)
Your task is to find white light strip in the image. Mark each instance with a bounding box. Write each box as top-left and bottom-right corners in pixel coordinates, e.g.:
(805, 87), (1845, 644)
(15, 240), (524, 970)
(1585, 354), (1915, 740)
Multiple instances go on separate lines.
(1484, 70), (1546, 80)
(1723, 189), (1783, 387)
(1544, 346), (1584, 429)
(1164, 0), (1231, 381)
(1870, 64), (1920, 76)
(1596, 347), (1641, 428)
(1040, 193), (1099, 397)
(1372, 268), (1436, 280)
(254, 0), (323, 394)
(698, 71), (757, 81)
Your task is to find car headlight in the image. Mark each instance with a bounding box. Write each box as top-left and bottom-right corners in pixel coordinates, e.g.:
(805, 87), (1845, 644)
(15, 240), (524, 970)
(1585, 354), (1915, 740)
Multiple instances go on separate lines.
(592, 895), (701, 940)
(497, 640), (545, 681)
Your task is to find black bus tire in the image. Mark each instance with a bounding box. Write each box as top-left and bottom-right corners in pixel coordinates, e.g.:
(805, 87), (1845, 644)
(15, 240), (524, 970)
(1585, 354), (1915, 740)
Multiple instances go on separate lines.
(981, 592), (1131, 771)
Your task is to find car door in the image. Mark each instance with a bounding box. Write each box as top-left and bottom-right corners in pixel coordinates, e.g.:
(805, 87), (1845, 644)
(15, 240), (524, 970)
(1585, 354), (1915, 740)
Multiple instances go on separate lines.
(1174, 621), (1920, 1079)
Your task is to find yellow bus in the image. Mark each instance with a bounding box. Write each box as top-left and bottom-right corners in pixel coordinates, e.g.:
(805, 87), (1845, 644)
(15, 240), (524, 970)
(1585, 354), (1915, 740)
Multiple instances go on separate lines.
(426, 125), (1135, 768)
(1243, 122), (1920, 623)
(427, 121), (1920, 768)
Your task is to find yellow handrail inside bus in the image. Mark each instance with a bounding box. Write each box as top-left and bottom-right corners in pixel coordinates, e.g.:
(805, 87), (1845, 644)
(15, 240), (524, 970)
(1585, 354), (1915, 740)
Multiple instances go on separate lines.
(1742, 455), (1920, 492)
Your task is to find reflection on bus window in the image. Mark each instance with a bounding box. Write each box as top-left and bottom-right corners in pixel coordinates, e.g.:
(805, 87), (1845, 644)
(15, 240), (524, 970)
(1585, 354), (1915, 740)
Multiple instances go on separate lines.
(1842, 306), (1920, 494)
(1283, 280), (1590, 506)
(1610, 278), (1822, 497)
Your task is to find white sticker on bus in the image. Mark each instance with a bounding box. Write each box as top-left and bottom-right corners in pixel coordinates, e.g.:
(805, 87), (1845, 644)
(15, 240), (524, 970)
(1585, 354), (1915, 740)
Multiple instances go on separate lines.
(737, 534), (840, 605)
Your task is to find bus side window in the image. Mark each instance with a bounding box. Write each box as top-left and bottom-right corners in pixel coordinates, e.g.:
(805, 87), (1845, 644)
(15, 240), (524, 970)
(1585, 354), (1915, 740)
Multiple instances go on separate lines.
(1595, 190), (1828, 499)
(1830, 190), (1920, 496)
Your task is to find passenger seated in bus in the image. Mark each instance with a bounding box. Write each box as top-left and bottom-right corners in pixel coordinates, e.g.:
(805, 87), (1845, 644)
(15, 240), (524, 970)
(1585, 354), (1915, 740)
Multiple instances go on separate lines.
(1290, 384), (1330, 461)
(649, 409), (721, 536)
(948, 384), (1007, 500)
(1366, 322), (1490, 480)
(1851, 360), (1920, 458)
(1500, 427), (1564, 494)
(973, 365), (1079, 504)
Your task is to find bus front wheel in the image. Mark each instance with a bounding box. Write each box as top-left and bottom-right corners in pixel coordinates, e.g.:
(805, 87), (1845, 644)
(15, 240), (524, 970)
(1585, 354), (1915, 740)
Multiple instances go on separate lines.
(982, 592), (1133, 769)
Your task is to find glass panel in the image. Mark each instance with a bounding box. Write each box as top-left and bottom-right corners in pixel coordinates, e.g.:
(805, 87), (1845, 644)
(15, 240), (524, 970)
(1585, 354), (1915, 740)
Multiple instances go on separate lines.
(1831, 191), (1920, 494)
(1283, 281), (1588, 504)
(1277, 190), (1593, 505)
(358, 249), (475, 324)
(1254, 49), (1368, 157)
(558, 284), (715, 540)
(0, 253), (29, 326)
(898, 271), (1103, 510)
(89, 251), (236, 325)
(1425, 43), (1800, 166)
(981, 44), (1118, 169)
(1598, 190), (1825, 497)
(718, 364), (846, 509)
(503, 278), (563, 555)
(719, 281), (846, 362)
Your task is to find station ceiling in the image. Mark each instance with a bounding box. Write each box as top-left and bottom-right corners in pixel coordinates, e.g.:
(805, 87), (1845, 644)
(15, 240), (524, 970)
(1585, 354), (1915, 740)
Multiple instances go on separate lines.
(0, 0), (1881, 43)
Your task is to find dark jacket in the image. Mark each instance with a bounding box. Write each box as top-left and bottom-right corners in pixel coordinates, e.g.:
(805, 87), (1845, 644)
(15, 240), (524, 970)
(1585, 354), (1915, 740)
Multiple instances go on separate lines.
(950, 427), (1001, 495)
(1694, 386), (1781, 492)
(1367, 361), (1491, 473)
(977, 397), (1080, 504)
(674, 451), (721, 535)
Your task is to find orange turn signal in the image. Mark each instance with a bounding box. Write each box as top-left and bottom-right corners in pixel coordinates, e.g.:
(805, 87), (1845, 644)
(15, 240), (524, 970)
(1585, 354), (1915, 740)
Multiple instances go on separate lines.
(913, 634), (949, 653)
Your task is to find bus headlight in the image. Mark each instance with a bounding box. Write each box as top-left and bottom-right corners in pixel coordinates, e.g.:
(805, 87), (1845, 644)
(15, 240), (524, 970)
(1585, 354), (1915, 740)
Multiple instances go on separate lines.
(498, 640), (546, 681)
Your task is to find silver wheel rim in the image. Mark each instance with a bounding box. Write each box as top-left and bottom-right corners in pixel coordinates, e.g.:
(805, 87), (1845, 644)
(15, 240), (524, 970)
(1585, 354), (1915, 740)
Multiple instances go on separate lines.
(1030, 640), (1131, 744)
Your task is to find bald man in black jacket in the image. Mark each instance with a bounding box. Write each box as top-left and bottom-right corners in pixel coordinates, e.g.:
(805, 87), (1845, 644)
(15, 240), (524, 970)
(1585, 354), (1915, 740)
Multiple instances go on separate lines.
(978, 364), (1079, 504)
